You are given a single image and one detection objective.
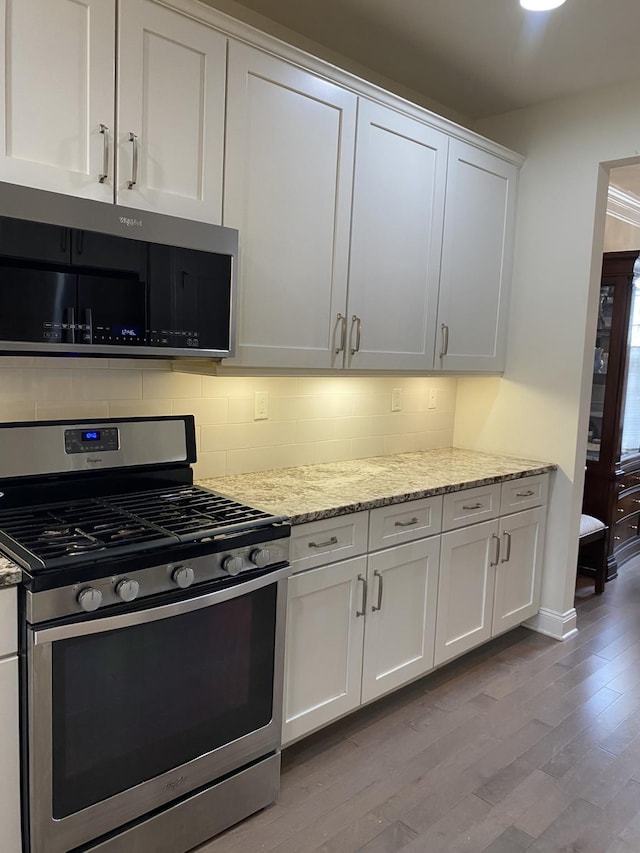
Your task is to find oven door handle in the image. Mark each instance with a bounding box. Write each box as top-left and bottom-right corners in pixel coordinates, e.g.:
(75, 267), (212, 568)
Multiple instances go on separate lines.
(31, 565), (292, 645)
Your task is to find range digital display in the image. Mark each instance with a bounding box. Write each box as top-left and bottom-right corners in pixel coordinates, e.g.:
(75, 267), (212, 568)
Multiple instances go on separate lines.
(82, 431), (101, 442)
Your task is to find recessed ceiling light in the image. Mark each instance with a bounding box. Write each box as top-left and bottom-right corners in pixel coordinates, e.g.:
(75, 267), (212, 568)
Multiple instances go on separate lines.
(520, 0), (567, 9)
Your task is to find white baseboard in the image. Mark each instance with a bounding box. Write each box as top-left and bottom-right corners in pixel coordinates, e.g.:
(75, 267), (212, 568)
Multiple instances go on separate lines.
(524, 607), (578, 641)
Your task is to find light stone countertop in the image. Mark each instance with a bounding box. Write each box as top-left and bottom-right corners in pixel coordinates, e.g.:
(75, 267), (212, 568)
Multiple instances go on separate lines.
(198, 447), (556, 525)
(0, 555), (22, 588)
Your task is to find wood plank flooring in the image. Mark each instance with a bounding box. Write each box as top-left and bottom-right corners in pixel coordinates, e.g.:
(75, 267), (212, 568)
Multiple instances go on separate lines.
(199, 562), (640, 853)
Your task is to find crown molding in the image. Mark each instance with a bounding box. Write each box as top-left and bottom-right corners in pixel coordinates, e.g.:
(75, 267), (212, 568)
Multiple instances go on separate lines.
(607, 185), (640, 228)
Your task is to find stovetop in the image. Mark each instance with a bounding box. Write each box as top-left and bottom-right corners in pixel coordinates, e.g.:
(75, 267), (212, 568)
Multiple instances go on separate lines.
(0, 485), (282, 571)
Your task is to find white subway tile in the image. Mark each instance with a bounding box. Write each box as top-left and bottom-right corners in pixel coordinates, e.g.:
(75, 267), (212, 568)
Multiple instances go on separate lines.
(0, 401), (36, 422)
(311, 439), (353, 464)
(202, 376), (255, 398)
(73, 370), (142, 401)
(173, 398), (228, 425)
(228, 397), (254, 423)
(225, 443), (314, 476)
(295, 416), (372, 444)
(200, 421), (296, 452)
(370, 412), (431, 436)
(351, 436), (385, 459)
(36, 401), (109, 420)
(108, 399), (172, 418)
(143, 370), (202, 399)
(192, 451), (227, 480)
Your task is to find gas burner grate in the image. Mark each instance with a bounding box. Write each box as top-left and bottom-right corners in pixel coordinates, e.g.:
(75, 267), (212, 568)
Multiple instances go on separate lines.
(0, 500), (177, 569)
(108, 487), (277, 542)
(0, 486), (283, 570)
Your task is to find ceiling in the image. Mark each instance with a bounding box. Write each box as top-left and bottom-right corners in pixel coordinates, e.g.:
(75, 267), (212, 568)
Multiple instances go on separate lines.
(205, 0), (640, 121)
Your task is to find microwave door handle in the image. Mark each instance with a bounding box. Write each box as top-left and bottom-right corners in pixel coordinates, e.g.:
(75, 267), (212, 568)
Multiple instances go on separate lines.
(84, 308), (93, 344)
(65, 307), (75, 344)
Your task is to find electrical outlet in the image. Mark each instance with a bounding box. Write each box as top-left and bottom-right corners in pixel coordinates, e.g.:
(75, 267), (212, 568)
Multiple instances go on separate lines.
(254, 390), (269, 420)
(391, 388), (402, 412)
(428, 387), (437, 409)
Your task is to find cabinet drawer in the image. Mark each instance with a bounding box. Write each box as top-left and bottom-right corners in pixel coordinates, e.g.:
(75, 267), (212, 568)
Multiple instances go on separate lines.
(500, 473), (549, 514)
(442, 484), (500, 532)
(0, 587), (17, 658)
(368, 496), (443, 551)
(613, 515), (640, 549)
(290, 512), (369, 574)
(618, 472), (640, 495)
(615, 491), (640, 520)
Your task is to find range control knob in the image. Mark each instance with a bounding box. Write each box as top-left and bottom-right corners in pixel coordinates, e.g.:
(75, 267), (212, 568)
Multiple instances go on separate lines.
(249, 548), (271, 568)
(172, 566), (195, 589)
(222, 554), (244, 576)
(115, 578), (140, 602)
(77, 587), (103, 612)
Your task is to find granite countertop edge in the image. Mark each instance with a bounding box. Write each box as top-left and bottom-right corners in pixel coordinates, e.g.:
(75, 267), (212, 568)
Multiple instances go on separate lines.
(0, 556), (22, 589)
(197, 449), (557, 526)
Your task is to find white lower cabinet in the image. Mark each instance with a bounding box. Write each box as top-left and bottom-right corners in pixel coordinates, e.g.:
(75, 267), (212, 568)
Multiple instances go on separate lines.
(361, 538), (440, 703)
(282, 474), (548, 746)
(435, 519), (497, 665)
(283, 556), (366, 745)
(435, 492), (547, 667)
(0, 587), (21, 853)
(283, 520), (441, 745)
(493, 506), (546, 635)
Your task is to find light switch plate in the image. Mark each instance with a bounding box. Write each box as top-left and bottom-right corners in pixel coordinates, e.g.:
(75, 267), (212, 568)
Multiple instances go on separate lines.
(391, 388), (402, 412)
(428, 388), (437, 409)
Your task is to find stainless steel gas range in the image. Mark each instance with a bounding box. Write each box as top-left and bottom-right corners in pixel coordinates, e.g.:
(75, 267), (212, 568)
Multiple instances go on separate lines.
(0, 415), (291, 853)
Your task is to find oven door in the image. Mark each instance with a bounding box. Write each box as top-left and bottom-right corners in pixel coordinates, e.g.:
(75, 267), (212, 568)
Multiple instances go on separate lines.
(26, 567), (289, 853)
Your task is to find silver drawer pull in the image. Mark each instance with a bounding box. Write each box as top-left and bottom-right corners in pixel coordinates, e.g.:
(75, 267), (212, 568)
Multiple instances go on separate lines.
(515, 489), (535, 497)
(372, 570), (384, 612)
(490, 533), (501, 566)
(308, 536), (338, 549)
(462, 502), (484, 511)
(356, 574), (367, 617)
(127, 131), (139, 189)
(395, 517), (419, 528)
(98, 123), (109, 183)
(501, 531), (512, 563)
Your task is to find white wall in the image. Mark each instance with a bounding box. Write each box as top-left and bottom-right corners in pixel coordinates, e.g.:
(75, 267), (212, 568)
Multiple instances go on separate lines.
(454, 76), (640, 635)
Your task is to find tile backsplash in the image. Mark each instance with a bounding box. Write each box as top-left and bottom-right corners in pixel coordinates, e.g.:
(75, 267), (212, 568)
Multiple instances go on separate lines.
(0, 358), (457, 479)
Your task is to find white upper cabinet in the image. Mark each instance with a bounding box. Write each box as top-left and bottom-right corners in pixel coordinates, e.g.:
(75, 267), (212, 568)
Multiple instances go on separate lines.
(344, 101), (448, 370)
(0, 0), (226, 222)
(436, 139), (518, 372)
(117, 0), (226, 222)
(224, 41), (356, 369)
(0, 0), (115, 201)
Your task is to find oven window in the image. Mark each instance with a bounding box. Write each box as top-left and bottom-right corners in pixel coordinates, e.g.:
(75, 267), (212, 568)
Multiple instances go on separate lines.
(51, 584), (276, 818)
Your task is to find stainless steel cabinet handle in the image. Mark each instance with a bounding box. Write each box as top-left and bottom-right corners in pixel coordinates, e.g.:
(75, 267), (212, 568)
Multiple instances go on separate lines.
(372, 570), (383, 612)
(335, 313), (347, 354)
(501, 531), (512, 563)
(490, 533), (501, 566)
(356, 573), (367, 617)
(308, 536), (338, 549)
(98, 123), (109, 183)
(127, 131), (138, 189)
(440, 323), (449, 358)
(351, 315), (362, 355)
(395, 517), (419, 528)
(463, 502), (483, 511)
(515, 490), (534, 497)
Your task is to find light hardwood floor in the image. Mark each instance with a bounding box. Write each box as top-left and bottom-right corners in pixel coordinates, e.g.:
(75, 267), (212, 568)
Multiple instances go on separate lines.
(201, 563), (640, 853)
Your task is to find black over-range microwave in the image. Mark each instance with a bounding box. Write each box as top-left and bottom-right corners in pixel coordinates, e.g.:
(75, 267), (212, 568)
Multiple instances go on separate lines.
(0, 182), (238, 358)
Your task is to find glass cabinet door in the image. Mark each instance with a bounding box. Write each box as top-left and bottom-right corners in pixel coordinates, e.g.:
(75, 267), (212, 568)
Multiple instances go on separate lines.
(587, 284), (614, 462)
(620, 258), (640, 458)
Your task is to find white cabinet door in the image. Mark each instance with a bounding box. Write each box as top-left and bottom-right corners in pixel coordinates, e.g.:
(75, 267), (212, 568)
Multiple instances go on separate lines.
(282, 556), (366, 745)
(0, 0), (115, 201)
(224, 41), (356, 368)
(493, 506), (546, 635)
(361, 537), (440, 703)
(435, 519), (498, 666)
(345, 100), (447, 370)
(437, 140), (518, 372)
(0, 656), (21, 853)
(117, 0), (226, 222)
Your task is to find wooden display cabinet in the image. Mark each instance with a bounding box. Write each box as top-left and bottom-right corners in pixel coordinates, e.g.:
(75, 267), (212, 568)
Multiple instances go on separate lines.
(583, 250), (640, 579)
